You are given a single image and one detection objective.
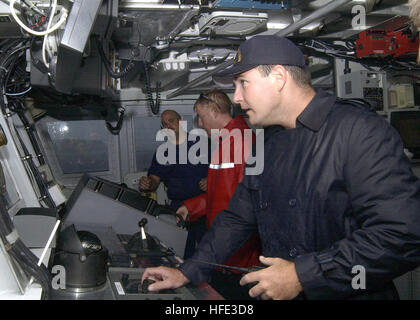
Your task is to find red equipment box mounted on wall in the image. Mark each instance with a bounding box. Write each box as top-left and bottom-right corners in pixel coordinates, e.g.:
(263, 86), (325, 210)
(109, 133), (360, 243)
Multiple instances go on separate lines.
(355, 16), (419, 59)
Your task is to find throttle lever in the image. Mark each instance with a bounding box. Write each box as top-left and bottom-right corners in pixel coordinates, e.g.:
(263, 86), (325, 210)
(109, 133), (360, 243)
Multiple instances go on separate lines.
(138, 218), (148, 249)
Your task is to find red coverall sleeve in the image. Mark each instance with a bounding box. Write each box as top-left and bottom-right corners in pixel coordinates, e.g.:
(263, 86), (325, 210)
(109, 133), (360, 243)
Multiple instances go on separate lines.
(182, 193), (207, 221)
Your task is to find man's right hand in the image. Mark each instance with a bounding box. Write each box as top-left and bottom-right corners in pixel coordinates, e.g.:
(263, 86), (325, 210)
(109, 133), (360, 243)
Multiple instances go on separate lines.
(198, 177), (207, 192)
(141, 266), (189, 291)
(176, 205), (189, 223)
(139, 176), (152, 191)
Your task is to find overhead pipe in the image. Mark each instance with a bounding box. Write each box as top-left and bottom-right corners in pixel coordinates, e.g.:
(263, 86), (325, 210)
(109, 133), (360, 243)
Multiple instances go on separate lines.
(275, 0), (353, 36)
(167, 0), (353, 98)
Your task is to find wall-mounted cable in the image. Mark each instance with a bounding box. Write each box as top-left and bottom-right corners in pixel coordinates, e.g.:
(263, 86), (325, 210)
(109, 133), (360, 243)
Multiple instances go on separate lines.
(106, 106), (125, 135)
(96, 38), (137, 79)
(143, 62), (161, 115)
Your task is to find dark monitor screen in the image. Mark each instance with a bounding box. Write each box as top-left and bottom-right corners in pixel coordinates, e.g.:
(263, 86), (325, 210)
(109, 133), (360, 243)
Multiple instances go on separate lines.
(390, 111), (420, 158)
(35, 116), (120, 186)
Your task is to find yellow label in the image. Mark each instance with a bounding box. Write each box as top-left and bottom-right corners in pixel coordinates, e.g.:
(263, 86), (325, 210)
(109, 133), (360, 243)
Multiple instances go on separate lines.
(235, 49), (242, 63)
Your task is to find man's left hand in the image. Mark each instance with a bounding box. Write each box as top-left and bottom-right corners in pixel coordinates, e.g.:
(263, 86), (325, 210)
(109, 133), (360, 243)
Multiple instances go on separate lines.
(239, 256), (303, 300)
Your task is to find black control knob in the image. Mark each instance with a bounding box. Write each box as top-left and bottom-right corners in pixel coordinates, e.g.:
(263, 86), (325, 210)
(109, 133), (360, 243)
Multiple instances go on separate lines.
(141, 278), (155, 294)
(138, 218), (148, 229)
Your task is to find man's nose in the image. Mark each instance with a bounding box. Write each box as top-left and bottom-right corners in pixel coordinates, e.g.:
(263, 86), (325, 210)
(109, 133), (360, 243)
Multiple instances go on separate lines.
(233, 87), (242, 104)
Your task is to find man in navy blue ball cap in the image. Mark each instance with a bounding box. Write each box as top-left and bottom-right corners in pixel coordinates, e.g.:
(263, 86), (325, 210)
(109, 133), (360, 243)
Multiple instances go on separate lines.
(142, 35), (420, 300)
(214, 35), (307, 78)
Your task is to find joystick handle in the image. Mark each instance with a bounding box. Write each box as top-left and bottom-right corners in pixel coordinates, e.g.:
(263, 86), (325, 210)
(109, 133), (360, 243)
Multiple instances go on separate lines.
(138, 218), (148, 249)
(138, 218), (148, 229)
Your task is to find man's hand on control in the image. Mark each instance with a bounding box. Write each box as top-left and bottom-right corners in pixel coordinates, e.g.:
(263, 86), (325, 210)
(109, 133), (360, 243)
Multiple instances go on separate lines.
(198, 177), (207, 192)
(239, 256), (303, 300)
(139, 176), (152, 191)
(176, 205), (189, 223)
(141, 266), (190, 291)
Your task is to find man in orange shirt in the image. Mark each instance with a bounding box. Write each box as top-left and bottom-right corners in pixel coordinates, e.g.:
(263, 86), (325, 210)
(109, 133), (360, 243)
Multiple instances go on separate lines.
(176, 89), (261, 299)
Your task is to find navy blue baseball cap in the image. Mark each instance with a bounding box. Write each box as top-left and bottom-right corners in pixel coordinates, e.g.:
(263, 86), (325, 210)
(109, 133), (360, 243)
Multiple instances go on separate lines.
(214, 35), (306, 78)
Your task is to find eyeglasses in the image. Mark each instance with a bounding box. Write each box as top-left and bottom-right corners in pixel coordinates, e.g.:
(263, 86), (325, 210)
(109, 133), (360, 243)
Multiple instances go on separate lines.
(198, 93), (223, 111)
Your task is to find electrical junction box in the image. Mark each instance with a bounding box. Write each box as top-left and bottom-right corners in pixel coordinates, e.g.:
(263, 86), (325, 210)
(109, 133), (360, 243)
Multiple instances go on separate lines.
(338, 70), (388, 112)
(198, 11), (268, 36)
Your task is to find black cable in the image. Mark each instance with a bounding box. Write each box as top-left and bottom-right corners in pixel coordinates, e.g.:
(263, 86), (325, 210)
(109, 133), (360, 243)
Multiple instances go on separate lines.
(95, 38), (136, 79)
(29, 37), (48, 74)
(0, 40), (46, 167)
(15, 101), (46, 165)
(0, 41), (27, 113)
(3, 51), (28, 95)
(105, 106), (125, 135)
(0, 196), (51, 299)
(0, 40), (22, 60)
(7, 241), (52, 299)
(0, 39), (53, 298)
(143, 62), (160, 115)
(11, 118), (56, 208)
(344, 59), (351, 74)
(0, 43), (29, 80)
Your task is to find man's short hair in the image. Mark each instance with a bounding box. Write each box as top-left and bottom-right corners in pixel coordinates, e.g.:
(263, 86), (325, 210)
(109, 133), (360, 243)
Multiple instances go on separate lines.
(257, 65), (312, 88)
(409, 0), (420, 28)
(161, 110), (181, 120)
(194, 89), (232, 114)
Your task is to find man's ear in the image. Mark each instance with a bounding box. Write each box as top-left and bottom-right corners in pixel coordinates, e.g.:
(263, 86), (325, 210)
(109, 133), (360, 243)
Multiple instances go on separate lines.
(209, 105), (220, 118)
(270, 65), (288, 91)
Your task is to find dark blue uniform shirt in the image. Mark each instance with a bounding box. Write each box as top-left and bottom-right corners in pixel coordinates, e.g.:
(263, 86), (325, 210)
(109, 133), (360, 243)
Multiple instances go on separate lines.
(179, 90), (420, 299)
(148, 134), (209, 210)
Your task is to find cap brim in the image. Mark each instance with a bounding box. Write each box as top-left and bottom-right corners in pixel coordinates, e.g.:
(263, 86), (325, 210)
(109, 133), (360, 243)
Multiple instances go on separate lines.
(213, 63), (258, 79)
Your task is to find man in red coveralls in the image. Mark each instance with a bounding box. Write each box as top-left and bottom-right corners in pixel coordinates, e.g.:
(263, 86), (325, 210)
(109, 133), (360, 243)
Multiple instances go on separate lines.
(175, 89), (261, 299)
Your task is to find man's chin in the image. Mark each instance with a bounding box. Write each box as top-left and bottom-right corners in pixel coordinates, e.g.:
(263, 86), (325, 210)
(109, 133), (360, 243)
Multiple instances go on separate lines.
(247, 115), (258, 126)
